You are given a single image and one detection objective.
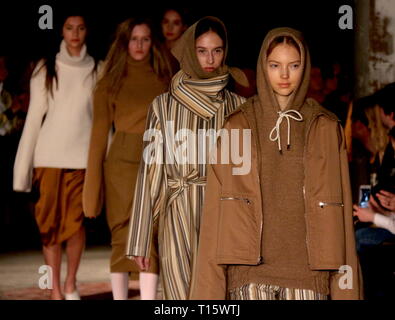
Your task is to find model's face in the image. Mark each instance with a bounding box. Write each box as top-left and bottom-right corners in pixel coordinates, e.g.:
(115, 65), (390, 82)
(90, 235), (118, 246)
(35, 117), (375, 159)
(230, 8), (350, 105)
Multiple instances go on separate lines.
(62, 16), (87, 52)
(128, 24), (152, 61)
(195, 31), (224, 73)
(161, 10), (186, 42)
(267, 43), (303, 98)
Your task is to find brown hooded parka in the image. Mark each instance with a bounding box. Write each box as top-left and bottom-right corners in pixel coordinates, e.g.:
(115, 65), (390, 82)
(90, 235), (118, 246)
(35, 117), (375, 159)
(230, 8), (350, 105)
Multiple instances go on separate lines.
(190, 28), (362, 300)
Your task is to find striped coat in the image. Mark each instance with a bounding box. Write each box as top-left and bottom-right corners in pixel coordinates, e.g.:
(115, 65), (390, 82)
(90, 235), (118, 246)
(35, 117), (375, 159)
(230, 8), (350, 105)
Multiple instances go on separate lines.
(126, 71), (246, 299)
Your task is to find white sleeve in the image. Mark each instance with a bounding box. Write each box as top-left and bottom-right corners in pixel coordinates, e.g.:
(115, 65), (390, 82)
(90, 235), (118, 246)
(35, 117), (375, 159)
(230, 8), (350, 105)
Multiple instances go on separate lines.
(13, 63), (48, 192)
(374, 213), (395, 235)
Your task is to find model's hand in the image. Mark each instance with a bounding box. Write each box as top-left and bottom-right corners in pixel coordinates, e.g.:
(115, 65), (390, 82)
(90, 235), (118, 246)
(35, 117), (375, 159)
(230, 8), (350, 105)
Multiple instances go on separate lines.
(133, 256), (150, 271)
(376, 190), (395, 212)
(353, 204), (375, 223)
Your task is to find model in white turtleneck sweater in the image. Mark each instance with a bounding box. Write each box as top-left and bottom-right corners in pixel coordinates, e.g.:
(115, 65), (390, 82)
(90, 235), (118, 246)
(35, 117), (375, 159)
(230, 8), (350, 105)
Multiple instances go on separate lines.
(13, 40), (98, 192)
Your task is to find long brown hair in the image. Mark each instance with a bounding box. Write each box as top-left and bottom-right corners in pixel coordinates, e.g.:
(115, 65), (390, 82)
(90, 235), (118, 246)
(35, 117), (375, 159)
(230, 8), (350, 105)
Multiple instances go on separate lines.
(98, 16), (175, 97)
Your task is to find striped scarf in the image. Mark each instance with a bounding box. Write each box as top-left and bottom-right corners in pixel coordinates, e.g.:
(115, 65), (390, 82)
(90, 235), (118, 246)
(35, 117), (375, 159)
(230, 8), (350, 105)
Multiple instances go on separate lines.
(170, 70), (229, 121)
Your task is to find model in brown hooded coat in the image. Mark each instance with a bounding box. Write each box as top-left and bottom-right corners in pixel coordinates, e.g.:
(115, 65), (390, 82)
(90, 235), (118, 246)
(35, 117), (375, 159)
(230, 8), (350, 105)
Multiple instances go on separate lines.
(190, 28), (363, 300)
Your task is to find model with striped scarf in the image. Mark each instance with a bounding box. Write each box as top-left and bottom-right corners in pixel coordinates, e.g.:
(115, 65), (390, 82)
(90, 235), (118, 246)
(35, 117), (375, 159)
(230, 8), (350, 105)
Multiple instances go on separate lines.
(126, 16), (247, 300)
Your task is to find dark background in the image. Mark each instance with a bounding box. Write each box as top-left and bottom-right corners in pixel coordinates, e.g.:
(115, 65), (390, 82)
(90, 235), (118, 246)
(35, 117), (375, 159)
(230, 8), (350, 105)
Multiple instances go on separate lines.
(0, 0), (355, 80)
(0, 0), (356, 252)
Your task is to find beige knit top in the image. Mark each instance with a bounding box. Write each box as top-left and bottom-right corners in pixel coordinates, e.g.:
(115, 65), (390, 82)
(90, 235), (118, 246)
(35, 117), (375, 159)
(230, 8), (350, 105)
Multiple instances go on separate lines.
(83, 55), (168, 217)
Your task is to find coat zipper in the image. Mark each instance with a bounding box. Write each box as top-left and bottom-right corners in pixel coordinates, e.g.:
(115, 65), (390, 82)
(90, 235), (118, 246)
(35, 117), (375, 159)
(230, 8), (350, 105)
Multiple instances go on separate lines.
(318, 201), (344, 208)
(220, 197), (252, 205)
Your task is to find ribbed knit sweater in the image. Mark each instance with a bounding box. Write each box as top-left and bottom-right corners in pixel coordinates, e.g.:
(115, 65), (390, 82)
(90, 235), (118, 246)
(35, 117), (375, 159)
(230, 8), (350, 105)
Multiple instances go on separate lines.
(13, 40), (97, 192)
(83, 55), (169, 217)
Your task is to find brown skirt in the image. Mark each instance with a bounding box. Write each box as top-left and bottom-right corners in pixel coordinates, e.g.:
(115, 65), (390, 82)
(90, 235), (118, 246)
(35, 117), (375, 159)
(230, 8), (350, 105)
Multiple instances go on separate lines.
(104, 131), (159, 276)
(33, 168), (85, 246)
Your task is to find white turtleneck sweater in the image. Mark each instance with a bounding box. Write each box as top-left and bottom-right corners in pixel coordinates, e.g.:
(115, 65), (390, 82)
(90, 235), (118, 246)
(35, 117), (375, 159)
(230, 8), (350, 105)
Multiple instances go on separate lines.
(13, 40), (98, 192)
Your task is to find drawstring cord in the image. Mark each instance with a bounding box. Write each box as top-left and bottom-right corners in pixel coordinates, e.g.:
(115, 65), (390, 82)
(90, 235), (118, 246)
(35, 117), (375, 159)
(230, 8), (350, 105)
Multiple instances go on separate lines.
(269, 110), (303, 152)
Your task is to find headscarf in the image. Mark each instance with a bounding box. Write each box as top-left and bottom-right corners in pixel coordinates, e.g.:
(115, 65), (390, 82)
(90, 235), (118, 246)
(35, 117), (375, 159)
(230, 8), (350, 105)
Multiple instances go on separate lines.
(171, 16), (249, 84)
(169, 16), (248, 120)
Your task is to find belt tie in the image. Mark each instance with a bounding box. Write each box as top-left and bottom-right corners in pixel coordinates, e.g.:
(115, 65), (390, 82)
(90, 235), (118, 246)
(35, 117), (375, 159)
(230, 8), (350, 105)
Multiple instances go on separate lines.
(167, 169), (207, 208)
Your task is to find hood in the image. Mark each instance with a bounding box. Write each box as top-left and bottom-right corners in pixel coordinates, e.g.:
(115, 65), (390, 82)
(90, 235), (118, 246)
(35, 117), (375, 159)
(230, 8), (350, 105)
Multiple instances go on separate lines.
(256, 27), (311, 112)
(171, 16), (248, 86)
(171, 16), (228, 79)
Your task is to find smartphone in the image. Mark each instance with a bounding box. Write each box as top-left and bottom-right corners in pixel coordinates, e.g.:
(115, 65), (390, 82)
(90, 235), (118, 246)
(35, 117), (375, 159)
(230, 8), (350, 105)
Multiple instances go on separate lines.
(359, 185), (371, 208)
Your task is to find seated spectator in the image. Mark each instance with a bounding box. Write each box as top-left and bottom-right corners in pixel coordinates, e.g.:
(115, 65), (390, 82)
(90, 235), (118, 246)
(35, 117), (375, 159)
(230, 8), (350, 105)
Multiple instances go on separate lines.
(371, 83), (395, 194)
(354, 83), (395, 243)
(346, 96), (378, 201)
(353, 191), (395, 300)
(353, 83), (395, 299)
(354, 194), (395, 236)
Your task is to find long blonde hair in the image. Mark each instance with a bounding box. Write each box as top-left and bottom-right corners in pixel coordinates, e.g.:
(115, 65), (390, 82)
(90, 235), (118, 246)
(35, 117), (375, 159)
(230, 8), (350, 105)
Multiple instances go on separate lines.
(365, 105), (389, 162)
(98, 17), (175, 97)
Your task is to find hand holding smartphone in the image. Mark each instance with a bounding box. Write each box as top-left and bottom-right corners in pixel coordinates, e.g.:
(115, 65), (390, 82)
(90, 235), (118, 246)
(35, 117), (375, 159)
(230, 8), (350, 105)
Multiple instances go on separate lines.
(358, 185), (371, 208)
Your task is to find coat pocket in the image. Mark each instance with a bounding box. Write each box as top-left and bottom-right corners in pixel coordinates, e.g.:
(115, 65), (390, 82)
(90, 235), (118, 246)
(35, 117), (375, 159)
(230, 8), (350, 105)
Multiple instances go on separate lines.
(307, 196), (346, 270)
(216, 194), (259, 264)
